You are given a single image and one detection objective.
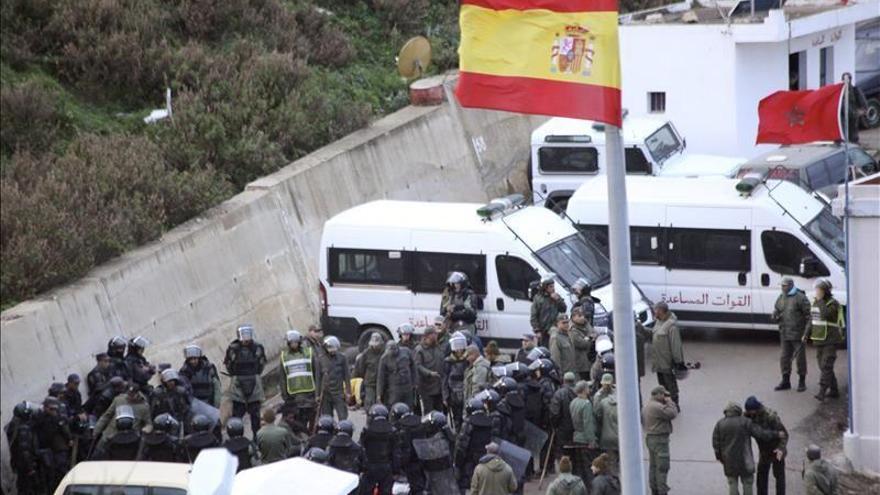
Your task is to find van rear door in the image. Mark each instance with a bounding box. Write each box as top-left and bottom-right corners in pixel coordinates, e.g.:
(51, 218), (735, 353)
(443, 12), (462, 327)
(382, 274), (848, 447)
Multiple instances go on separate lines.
(663, 207), (757, 328)
(488, 253), (541, 348)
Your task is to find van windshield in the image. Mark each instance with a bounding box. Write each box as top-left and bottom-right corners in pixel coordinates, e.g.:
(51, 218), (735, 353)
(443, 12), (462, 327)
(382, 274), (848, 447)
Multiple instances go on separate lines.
(535, 234), (611, 288)
(802, 208), (845, 265)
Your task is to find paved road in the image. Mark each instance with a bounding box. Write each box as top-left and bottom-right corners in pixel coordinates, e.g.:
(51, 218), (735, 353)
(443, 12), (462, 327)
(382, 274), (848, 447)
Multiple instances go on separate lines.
(272, 329), (849, 494)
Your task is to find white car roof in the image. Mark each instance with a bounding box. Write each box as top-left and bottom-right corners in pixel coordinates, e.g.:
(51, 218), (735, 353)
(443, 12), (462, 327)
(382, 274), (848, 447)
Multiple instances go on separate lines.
(325, 200), (575, 249)
(660, 153), (746, 178)
(569, 176), (823, 225)
(56, 461), (191, 490)
(531, 116), (669, 146)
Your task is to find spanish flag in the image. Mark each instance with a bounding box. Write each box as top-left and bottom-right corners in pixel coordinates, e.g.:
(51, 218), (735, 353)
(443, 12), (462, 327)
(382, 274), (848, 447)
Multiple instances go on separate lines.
(456, 0), (622, 126)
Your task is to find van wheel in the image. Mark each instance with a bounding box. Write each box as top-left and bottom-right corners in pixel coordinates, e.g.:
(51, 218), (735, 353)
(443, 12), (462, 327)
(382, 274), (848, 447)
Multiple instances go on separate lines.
(357, 326), (392, 352)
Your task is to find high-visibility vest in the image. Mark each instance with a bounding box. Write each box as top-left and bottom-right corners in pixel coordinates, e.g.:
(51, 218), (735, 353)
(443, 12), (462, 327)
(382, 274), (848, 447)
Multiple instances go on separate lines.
(810, 299), (844, 342)
(281, 346), (316, 395)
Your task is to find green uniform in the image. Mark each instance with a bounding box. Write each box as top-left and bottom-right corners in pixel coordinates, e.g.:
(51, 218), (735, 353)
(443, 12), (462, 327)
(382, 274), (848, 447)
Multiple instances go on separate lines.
(463, 356), (491, 404)
(549, 327), (577, 376)
(594, 394), (619, 452)
(354, 347), (383, 408)
(809, 296), (843, 396)
(570, 395), (598, 483)
(651, 313), (684, 406)
(469, 455), (518, 495)
(804, 458), (838, 495)
(642, 397), (678, 495)
(94, 393), (152, 442)
(772, 289), (811, 376)
(569, 322), (594, 378)
(255, 423), (296, 464)
(530, 293), (567, 334)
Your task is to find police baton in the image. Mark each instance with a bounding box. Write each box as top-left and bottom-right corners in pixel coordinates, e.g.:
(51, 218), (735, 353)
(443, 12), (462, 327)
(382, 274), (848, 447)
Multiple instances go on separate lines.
(538, 428), (556, 489)
(311, 387), (325, 435)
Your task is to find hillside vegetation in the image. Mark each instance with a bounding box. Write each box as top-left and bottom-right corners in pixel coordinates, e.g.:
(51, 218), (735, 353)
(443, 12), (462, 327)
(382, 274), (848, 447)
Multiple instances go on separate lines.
(0, 0), (459, 307)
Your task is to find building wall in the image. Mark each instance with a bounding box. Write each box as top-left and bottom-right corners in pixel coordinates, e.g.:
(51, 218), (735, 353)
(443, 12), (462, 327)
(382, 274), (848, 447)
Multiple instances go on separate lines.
(734, 42), (789, 157)
(620, 25), (741, 156)
(0, 95), (544, 492)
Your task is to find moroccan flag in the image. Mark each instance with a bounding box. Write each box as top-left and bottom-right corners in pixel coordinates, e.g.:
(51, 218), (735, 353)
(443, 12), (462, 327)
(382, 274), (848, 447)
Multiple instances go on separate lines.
(456, 0), (622, 126)
(756, 84), (844, 145)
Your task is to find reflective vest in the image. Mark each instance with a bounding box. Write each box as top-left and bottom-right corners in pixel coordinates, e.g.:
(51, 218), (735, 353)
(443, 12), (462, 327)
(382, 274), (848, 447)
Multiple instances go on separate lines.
(810, 299), (844, 342)
(282, 346), (316, 395)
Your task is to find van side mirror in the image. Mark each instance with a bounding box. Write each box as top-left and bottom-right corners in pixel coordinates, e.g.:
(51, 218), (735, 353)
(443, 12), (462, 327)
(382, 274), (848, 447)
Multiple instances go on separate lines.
(799, 256), (821, 278)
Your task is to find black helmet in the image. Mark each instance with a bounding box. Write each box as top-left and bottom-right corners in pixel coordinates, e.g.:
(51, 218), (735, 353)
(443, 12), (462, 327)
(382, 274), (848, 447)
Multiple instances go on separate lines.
(48, 382), (65, 398)
(305, 447), (329, 464)
(426, 411), (447, 428)
(529, 358), (554, 374)
(526, 346), (551, 363)
(226, 417), (245, 438)
(115, 405), (135, 431)
(337, 420), (354, 437)
(390, 402), (411, 422)
(601, 353), (615, 371)
(446, 271), (468, 285)
(368, 404), (389, 421)
(494, 377), (518, 395)
(192, 414), (212, 432)
(466, 396), (485, 415)
(13, 401), (34, 420)
(317, 415), (336, 434)
(155, 413), (180, 434)
(504, 362), (530, 381)
(129, 335), (150, 350)
(571, 277), (591, 294)
(109, 376), (127, 393)
(478, 389), (500, 407)
(108, 336), (127, 353)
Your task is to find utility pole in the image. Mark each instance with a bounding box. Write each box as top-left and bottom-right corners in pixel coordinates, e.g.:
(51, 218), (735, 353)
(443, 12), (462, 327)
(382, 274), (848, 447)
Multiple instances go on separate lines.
(604, 125), (647, 493)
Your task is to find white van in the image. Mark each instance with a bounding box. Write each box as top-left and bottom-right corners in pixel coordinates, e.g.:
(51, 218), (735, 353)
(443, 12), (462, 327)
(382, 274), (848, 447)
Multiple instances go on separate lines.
(530, 116), (745, 211)
(567, 176), (847, 330)
(318, 195), (654, 349)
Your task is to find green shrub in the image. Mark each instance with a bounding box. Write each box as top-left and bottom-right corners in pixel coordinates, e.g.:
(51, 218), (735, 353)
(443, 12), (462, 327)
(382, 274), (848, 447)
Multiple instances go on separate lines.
(0, 80), (71, 156)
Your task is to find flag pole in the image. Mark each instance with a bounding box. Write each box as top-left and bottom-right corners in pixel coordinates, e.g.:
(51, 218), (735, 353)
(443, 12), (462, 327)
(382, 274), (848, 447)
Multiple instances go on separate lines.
(841, 79), (854, 433)
(604, 124), (647, 494)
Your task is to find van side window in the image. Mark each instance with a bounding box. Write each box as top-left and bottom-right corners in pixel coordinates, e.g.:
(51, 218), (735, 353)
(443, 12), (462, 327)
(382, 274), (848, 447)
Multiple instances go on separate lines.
(496, 255), (539, 300)
(806, 160), (833, 190)
(578, 225), (662, 264)
(668, 228), (750, 271)
(538, 147), (599, 174)
(761, 231), (829, 277)
(329, 248), (407, 285)
(412, 252), (487, 295)
(625, 147), (652, 175)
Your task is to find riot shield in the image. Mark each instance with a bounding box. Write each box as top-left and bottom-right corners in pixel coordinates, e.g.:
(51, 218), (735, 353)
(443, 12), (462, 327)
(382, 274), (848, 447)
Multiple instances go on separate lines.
(491, 438), (531, 481)
(191, 398), (220, 427)
(412, 433), (458, 495)
(522, 420), (549, 468)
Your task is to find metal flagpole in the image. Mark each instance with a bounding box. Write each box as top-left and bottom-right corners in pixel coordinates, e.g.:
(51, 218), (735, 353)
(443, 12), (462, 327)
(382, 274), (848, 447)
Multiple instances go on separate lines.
(604, 124), (647, 493)
(841, 79), (854, 432)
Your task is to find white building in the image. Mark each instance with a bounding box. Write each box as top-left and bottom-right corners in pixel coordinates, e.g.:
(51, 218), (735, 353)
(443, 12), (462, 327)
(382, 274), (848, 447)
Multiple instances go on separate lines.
(619, 0), (880, 158)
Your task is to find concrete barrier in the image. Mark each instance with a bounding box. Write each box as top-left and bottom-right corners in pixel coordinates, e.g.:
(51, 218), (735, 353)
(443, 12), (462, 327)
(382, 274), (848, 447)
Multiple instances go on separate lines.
(0, 86), (544, 491)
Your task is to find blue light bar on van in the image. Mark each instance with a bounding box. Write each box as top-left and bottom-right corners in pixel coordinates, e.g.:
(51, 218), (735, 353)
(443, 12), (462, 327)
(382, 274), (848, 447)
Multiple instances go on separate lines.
(545, 135), (591, 143)
(477, 194), (526, 219)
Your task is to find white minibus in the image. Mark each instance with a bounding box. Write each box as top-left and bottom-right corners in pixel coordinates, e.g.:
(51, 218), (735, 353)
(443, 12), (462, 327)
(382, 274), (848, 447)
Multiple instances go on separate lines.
(567, 176), (847, 329)
(318, 195), (654, 349)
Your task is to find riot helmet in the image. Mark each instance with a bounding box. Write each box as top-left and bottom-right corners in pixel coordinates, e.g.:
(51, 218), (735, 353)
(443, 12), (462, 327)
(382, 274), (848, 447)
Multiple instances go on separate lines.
(226, 417), (245, 438)
(160, 368), (180, 384)
(108, 336), (127, 355)
(571, 277), (591, 295)
(115, 405), (136, 431)
(478, 389), (500, 408)
(323, 336), (340, 353)
(466, 396), (485, 415)
(317, 415), (336, 434)
(493, 377), (518, 396)
(192, 414), (212, 432)
(155, 413), (180, 434)
(237, 324), (255, 342)
(13, 401), (35, 420)
(526, 346), (551, 363)
(390, 402), (411, 422)
(305, 447), (329, 464)
(286, 330), (303, 345)
(426, 410), (447, 428)
(129, 335), (150, 351)
(505, 362), (530, 381)
(446, 271), (468, 286)
(337, 420), (354, 437)
(397, 323), (415, 337)
(183, 344), (203, 359)
(368, 404), (389, 421)
(449, 333), (467, 353)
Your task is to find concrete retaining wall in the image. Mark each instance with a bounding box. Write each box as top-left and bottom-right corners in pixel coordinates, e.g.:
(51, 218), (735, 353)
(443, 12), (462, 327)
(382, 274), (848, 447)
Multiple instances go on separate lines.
(0, 88), (544, 490)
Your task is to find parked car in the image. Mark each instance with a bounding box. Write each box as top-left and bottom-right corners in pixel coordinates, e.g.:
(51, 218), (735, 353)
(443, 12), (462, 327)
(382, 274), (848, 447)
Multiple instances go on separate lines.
(54, 461), (190, 495)
(735, 143), (879, 198)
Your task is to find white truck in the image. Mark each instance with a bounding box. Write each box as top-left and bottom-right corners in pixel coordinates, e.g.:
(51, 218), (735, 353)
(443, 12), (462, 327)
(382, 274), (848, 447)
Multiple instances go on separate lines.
(567, 175), (847, 330)
(318, 195), (654, 349)
(530, 116), (746, 211)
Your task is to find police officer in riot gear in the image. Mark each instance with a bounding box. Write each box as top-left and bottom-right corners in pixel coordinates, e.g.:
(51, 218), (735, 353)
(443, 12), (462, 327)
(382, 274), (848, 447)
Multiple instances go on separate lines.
(570, 278), (600, 325)
(304, 447), (330, 464)
(125, 336), (156, 392)
(183, 414), (219, 462)
(224, 324), (267, 436)
(494, 377), (526, 447)
(397, 323), (417, 351)
(150, 369), (193, 432)
(319, 335), (352, 420)
(179, 344), (222, 408)
(440, 272), (479, 332)
(359, 404), (399, 495)
(101, 405), (141, 460)
(139, 413), (183, 463)
(477, 389), (507, 440)
(531, 274), (567, 347)
(442, 332), (469, 429)
(526, 358), (557, 473)
(86, 353), (114, 402)
(306, 415), (336, 452)
(378, 336), (417, 409)
(391, 402), (426, 495)
(5, 401), (42, 495)
(328, 419), (364, 475)
(223, 417), (260, 471)
(417, 411), (458, 494)
(455, 396), (494, 489)
(107, 336), (131, 380)
(279, 329), (320, 430)
(33, 397), (72, 487)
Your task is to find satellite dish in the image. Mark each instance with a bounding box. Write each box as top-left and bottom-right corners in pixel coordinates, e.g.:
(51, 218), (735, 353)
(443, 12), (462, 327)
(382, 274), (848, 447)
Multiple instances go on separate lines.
(397, 36), (432, 79)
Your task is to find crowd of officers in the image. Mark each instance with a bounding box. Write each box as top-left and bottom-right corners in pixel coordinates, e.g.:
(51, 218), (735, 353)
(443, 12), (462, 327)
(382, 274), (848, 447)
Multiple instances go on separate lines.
(4, 273), (845, 495)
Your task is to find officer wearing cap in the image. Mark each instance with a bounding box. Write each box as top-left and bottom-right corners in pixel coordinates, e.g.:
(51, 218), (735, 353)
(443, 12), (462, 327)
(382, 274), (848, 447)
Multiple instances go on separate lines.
(515, 332), (537, 365)
(415, 325), (446, 413)
(642, 385), (678, 495)
(805, 279), (844, 402)
(87, 353), (113, 401)
(278, 329), (320, 429)
(354, 332), (385, 409)
(549, 313), (577, 377)
(530, 274), (567, 348)
(771, 277), (811, 392)
(569, 307), (595, 382)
